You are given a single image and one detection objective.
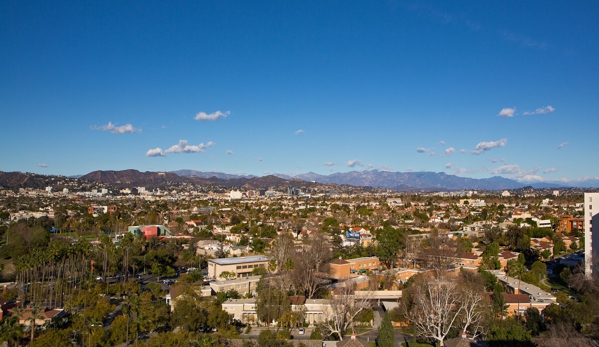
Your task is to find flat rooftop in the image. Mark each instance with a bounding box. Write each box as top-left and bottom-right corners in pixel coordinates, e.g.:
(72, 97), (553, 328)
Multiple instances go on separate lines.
(209, 255), (269, 265)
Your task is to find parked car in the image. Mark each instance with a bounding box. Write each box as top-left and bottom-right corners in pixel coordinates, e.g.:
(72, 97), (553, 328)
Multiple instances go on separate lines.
(298, 328), (305, 335)
(163, 279), (175, 285)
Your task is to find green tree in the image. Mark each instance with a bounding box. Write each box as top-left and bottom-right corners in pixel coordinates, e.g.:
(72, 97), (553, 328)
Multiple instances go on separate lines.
(560, 267), (572, 284)
(30, 329), (71, 347)
(0, 316), (23, 347)
(377, 312), (394, 347)
(256, 279), (290, 326)
(375, 226), (404, 268)
(488, 317), (534, 347)
(171, 296), (208, 331)
(552, 234), (567, 256)
(524, 307), (544, 336)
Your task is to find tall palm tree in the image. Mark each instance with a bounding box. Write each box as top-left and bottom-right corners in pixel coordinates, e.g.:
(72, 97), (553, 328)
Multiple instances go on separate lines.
(28, 304), (46, 342)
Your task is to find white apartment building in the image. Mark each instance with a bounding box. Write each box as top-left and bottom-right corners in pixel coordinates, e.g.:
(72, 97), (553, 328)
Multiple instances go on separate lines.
(585, 192), (599, 277)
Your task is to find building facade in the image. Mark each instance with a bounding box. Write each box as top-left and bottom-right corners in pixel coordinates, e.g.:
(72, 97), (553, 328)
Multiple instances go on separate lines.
(585, 193), (599, 277)
(207, 255), (269, 279)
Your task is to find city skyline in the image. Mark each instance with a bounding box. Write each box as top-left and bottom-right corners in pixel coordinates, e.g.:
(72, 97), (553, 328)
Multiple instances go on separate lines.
(1, 1), (598, 184)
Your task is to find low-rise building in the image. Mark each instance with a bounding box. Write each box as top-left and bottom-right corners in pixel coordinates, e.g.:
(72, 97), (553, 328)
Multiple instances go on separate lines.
(207, 255), (269, 279)
(209, 275), (261, 296)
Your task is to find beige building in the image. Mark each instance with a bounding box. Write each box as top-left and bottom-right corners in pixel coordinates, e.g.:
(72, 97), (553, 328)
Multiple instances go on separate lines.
(207, 255), (269, 279)
(222, 297), (333, 326)
(222, 298), (258, 324)
(209, 275), (261, 296)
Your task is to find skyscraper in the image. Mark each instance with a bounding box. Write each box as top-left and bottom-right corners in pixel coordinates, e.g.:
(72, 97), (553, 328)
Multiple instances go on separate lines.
(585, 192), (599, 277)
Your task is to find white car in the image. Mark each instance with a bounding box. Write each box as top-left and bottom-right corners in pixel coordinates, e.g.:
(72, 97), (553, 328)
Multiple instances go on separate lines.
(298, 328), (305, 335)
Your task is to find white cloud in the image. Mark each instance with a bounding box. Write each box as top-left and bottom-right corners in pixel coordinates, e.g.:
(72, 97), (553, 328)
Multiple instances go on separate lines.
(194, 110), (230, 121)
(406, 167), (413, 172)
(445, 163), (454, 169)
(557, 142), (568, 149)
(346, 159), (364, 168)
(492, 164), (521, 175)
(164, 140), (214, 154)
(518, 175), (545, 182)
(295, 129), (304, 135)
(226, 150), (233, 155)
(444, 147), (455, 155)
(498, 108), (516, 118)
(368, 164), (374, 168)
(93, 121), (139, 134)
(440, 141), (446, 146)
(324, 162), (335, 166)
(489, 158), (499, 163)
(460, 149), (467, 153)
(471, 138), (507, 155)
(416, 147), (427, 153)
(258, 158), (263, 162)
(146, 148), (165, 157)
(492, 164), (543, 180)
(544, 168), (557, 174)
(523, 105), (555, 115)
(38, 163), (48, 168)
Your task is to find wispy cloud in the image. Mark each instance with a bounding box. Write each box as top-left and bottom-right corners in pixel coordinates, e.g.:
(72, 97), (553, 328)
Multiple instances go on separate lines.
(258, 158), (263, 162)
(460, 149), (467, 153)
(346, 159), (364, 168)
(324, 162), (335, 166)
(226, 150), (233, 155)
(93, 122), (140, 134)
(544, 168), (557, 174)
(498, 108), (516, 118)
(194, 110), (230, 121)
(500, 29), (549, 50)
(416, 147), (428, 153)
(492, 164), (541, 181)
(471, 138), (507, 155)
(445, 163), (454, 169)
(557, 142), (568, 149)
(294, 129), (304, 135)
(405, 167), (413, 172)
(492, 164), (521, 175)
(38, 163), (48, 168)
(444, 147), (455, 155)
(523, 105), (555, 115)
(146, 148), (165, 157)
(439, 141), (446, 146)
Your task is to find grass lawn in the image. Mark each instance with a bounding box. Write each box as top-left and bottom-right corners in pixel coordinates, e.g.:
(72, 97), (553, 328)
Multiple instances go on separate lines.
(544, 277), (576, 296)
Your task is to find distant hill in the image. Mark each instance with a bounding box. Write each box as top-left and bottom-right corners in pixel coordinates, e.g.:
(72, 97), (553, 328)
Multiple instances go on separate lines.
(292, 170), (525, 190)
(0, 171), (61, 189)
(171, 170), (256, 180)
(79, 170), (316, 190)
(80, 169), (184, 185)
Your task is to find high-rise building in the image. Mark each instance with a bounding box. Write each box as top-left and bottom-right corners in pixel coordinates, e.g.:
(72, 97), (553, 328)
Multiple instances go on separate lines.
(585, 192), (599, 277)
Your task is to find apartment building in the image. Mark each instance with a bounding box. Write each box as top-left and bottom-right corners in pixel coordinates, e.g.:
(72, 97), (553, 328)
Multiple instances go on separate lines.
(585, 192), (599, 277)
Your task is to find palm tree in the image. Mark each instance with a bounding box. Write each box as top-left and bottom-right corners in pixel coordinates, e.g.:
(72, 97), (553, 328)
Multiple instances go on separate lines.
(0, 316), (24, 347)
(28, 304), (46, 342)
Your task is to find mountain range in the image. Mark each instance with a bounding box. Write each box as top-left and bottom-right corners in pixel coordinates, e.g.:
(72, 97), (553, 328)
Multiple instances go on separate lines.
(175, 169), (590, 190)
(2, 169), (598, 191)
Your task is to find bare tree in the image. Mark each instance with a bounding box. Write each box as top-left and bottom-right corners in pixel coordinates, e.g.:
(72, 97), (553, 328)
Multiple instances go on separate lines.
(534, 322), (595, 347)
(457, 284), (488, 339)
(408, 276), (462, 347)
(321, 286), (371, 341)
(269, 233), (296, 292)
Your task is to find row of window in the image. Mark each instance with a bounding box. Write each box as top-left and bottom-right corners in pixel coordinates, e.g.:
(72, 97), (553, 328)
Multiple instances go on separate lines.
(236, 264), (265, 270)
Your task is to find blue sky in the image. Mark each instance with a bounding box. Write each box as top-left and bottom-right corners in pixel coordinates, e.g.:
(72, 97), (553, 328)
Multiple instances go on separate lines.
(1, 1), (598, 183)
